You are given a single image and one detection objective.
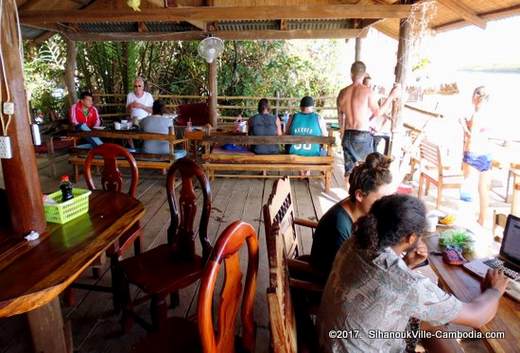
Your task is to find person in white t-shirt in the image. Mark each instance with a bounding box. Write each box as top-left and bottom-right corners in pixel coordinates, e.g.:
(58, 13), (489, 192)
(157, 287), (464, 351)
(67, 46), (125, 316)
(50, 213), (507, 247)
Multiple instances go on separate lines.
(126, 77), (153, 123)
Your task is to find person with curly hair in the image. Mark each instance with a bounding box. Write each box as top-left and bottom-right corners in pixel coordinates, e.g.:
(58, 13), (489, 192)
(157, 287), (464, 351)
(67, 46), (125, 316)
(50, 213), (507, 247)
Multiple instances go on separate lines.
(310, 152), (393, 274)
(318, 194), (509, 353)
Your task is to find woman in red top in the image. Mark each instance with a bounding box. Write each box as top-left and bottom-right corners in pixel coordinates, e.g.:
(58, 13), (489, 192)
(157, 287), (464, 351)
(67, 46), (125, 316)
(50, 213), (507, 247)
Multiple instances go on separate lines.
(70, 91), (101, 129)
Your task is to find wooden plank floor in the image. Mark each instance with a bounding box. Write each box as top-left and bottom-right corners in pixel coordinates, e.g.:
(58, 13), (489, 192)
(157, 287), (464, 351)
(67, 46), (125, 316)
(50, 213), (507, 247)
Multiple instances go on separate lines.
(0, 147), (509, 353)
(0, 155), (345, 353)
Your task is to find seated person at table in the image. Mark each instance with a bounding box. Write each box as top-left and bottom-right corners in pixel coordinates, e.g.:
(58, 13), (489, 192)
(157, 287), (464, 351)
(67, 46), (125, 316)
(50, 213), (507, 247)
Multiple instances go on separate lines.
(310, 152), (392, 274)
(319, 194), (509, 353)
(69, 91), (103, 147)
(140, 100), (174, 154)
(287, 96), (327, 156)
(247, 98), (282, 154)
(126, 77), (153, 125)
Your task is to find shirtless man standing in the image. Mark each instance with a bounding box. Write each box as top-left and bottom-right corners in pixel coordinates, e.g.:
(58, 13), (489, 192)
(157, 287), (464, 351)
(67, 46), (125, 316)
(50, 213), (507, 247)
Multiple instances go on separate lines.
(337, 61), (399, 185)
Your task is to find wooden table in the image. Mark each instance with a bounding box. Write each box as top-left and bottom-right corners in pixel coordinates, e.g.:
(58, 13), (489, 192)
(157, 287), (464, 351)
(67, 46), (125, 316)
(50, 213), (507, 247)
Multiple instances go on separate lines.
(424, 234), (520, 353)
(0, 191), (145, 353)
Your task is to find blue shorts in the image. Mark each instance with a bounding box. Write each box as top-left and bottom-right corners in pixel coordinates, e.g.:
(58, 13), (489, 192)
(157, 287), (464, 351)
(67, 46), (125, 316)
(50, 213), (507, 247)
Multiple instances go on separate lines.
(342, 130), (374, 175)
(463, 152), (492, 172)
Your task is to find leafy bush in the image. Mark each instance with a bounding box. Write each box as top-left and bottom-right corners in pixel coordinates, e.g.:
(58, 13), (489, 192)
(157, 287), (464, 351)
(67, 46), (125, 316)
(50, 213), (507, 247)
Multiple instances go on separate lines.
(439, 229), (475, 254)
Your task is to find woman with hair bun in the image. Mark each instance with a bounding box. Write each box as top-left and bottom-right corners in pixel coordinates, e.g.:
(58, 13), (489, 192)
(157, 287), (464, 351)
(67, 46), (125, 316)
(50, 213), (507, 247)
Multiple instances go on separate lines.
(310, 152), (393, 274)
(319, 194), (508, 353)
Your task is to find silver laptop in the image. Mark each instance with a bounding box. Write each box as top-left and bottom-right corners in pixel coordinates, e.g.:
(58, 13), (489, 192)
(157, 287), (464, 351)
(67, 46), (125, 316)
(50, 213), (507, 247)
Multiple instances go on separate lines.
(463, 214), (520, 301)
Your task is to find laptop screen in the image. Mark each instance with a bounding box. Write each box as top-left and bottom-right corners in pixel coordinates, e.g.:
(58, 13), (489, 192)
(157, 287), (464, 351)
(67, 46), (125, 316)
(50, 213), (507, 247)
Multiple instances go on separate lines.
(500, 214), (520, 264)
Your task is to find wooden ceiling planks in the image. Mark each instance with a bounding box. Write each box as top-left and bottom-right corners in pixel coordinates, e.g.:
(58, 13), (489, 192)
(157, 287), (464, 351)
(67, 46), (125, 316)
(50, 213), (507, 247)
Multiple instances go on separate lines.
(16, 0), (520, 41)
(20, 4), (412, 25)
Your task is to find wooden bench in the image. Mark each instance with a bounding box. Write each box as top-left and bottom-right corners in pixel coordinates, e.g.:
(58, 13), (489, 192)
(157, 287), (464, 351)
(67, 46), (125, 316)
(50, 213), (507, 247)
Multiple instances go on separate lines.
(202, 132), (335, 192)
(68, 129), (187, 181)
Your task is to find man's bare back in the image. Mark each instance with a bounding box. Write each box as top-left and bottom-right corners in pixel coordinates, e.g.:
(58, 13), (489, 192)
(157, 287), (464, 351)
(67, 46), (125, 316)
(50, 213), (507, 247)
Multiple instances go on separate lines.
(338, 83), (398, 135)
(337, 82), (375, 132)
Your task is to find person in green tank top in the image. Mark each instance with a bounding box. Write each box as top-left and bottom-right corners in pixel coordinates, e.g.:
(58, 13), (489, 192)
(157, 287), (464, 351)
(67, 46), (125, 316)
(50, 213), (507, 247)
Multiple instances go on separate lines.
(287, 96), (328, 157)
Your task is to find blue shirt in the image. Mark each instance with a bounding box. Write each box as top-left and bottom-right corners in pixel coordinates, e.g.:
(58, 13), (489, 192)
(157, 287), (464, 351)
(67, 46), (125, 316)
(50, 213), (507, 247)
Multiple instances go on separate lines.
(140, 115), (174, 154)
(248, 113), (279, 154)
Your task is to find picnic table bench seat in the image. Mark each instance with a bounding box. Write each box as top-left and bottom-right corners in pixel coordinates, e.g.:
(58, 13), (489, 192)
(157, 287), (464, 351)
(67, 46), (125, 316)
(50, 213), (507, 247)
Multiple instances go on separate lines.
(68, 129), (187, 181)
(202, 131), (335, 192)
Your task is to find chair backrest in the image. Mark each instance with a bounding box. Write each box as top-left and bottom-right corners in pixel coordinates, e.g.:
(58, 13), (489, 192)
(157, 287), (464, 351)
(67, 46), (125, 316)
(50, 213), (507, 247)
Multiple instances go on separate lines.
(166, 158), (212, 260)
(263, 177), (301, 260)
(198, 221), (259, 353)
(176, 102), (210, 126)
(265, 221), (297, 353)
(419, 140), (442, 174)
(84, 143), (139, 197)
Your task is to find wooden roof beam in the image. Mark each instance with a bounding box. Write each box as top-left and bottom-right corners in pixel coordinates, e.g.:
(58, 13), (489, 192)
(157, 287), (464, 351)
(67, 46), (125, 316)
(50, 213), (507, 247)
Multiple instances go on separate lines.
(64, 28), (368, 41)
(434, 4), (520, 32)
(21, 4), (412, 24)
(437, 0), (486, 29)
(168, 3), (207, 31)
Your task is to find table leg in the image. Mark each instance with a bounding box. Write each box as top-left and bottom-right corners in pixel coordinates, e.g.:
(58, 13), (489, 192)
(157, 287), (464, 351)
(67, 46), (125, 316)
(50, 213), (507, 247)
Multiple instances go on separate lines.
(26, 297), (72, 353)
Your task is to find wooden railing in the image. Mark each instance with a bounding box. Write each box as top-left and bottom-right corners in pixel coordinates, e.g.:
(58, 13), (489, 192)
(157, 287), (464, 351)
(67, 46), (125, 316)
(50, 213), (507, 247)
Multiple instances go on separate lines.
(93, 93), (339, 123)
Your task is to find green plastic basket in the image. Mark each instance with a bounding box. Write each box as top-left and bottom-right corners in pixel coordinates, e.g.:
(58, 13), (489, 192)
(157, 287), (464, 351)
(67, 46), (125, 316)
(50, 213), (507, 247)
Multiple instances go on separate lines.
(44, 188), (92, 224)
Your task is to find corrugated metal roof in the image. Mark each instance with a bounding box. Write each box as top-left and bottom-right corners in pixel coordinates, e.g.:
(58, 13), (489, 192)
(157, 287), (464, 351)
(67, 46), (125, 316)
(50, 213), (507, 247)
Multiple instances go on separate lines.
(287, 19), (353, 30)
(216, 20), (279, 31)
(147, 22), (198, 32)
(78, 22), (138, 33)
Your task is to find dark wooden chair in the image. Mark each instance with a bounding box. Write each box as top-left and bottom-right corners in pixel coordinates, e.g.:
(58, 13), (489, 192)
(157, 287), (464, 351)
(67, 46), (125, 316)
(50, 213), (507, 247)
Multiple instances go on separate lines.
(68, 143), (142, 312)
(418, 140), (464, 209)
(132, 220), (259, 353)
(120, 157), (212, 331)
(263, 177), (325, 287)
(175, 102), (210, 126)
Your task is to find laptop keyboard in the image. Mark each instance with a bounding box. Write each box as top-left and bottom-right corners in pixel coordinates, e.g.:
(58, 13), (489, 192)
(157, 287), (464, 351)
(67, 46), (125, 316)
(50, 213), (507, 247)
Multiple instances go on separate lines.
(483, 259), (520, 281)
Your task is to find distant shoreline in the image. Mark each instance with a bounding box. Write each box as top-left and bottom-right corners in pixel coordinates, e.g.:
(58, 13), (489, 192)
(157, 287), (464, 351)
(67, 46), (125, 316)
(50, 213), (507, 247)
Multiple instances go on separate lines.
(459, 68), (520, 74)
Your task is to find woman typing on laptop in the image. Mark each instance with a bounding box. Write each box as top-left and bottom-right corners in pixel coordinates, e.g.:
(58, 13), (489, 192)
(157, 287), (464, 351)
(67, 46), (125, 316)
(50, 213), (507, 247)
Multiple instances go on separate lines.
(318, 194), (509, 353)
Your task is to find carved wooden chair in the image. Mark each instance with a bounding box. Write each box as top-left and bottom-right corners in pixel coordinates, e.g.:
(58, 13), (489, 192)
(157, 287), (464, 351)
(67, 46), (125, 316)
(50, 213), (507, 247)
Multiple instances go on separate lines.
(132, 221), (259, 353)
(120, 157), (212, 331)
(264, 177), (323, 353)
(68, 143), (142, 311)
(418, 140), (464, 209)
(263, 177), (325, 287)
(266, 220), (298, 353)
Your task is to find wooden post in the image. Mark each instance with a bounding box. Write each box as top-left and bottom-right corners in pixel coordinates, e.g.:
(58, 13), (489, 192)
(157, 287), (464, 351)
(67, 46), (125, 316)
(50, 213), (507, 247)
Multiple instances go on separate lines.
(275, 91), (280, 118)
(354, 19), (362, 62)
(355, 37), (362, 61)
(512, 169), (520, 217)
(0, 0), (46, 236)
(390, 9), (413, 183)
(64, 37), (77, 107)
(208, 60), (218, 127)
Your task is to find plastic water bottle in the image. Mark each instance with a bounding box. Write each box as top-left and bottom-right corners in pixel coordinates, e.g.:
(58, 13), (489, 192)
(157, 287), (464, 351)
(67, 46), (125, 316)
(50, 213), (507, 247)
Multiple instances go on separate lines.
(235, 114), (243, 133)
(60, 175), (74, 203)
(186, 118), (193, 132)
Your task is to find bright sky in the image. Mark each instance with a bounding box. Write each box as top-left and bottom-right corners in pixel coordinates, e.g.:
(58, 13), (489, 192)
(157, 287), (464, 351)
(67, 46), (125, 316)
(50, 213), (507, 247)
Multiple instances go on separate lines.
(339, 15), (520, 87)
(430, 16), (520, 68)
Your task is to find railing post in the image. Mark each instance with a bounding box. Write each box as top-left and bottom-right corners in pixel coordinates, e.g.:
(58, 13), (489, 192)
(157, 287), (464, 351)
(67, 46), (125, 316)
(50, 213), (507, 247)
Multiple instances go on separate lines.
(275, 91), (280, 117)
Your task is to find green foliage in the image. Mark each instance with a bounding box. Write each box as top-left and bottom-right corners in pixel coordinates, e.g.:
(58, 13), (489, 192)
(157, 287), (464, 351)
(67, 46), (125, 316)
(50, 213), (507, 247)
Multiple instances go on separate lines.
(439, 229), (475, 254)
(24, 37), (345, 117)
(24, 36), (68, 118)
